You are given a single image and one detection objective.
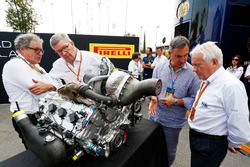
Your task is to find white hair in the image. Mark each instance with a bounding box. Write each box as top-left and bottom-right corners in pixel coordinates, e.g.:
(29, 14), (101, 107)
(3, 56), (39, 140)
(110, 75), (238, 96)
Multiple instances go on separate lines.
(50, 33), (71, 48)
(14, 33), (43, 51)
(190, 41), (223, 66)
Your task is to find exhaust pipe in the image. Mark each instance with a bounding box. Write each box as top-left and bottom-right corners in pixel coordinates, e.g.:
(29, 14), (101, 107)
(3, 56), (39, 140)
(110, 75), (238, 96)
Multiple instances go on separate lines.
(118, 78), (162, 106)
(57, 71), (162, 106)
(58, 82), (115, 105)
(79, 84), (114, 105)
(78, 77), (162, 106)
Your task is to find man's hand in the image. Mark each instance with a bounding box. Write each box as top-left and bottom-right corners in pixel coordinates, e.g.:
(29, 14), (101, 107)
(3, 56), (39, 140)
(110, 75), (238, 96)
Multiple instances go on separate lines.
(160, 96), (175, 106)
(142, 62), (151, 69)
(148, 96), (158, 115)
(245, 75), (250, 80)
(29, 79), (55, 95)
(228, 147), (239, 154)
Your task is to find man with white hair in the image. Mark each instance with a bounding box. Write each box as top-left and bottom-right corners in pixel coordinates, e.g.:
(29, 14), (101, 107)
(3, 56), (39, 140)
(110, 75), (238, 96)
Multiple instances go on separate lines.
(49, 33), (112, 85)
(189, 41), (250, 167)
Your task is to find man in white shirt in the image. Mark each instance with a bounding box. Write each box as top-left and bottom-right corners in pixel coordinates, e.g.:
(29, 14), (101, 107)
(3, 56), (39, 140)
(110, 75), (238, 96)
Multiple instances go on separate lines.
(49, 33), (111, 85)
(128, 52), (143, 80)
(189, 41), (250, 167)
(2, 33), (58, 148)
(244, 64), (250, 107)
(244, 64), (250, 83)
(151, 47), (167, 69)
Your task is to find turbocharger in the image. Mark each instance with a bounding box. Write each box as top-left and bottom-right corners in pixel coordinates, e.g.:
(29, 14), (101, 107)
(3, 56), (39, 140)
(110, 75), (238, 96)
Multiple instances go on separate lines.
(58, 70), (162, 106)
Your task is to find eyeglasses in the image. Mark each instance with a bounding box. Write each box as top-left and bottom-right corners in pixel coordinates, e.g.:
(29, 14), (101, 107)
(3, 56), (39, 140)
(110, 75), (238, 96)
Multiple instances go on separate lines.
(232, 58), (239, 61)
(26, 46), (44, 55)
(56, 43), (70, 54)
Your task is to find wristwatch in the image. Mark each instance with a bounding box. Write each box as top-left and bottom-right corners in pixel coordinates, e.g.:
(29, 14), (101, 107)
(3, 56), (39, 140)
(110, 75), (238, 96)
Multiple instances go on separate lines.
(174, 98), (178, 106)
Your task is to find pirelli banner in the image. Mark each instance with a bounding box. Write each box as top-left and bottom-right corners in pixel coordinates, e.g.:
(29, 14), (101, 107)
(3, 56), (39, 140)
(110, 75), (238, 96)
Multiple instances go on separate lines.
(0, 32), (139, 103)
(85, 36), (138, 70)
(89, 43), (134, 59)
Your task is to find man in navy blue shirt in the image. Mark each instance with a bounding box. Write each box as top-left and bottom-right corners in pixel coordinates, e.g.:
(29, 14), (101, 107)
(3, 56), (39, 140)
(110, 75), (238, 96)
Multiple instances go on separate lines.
(142, 47), (155, 79)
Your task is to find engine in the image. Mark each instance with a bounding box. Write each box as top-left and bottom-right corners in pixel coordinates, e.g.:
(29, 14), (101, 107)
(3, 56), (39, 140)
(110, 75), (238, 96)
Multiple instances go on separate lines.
(12, 70), (162, 166)
(37, 92), (131, 158)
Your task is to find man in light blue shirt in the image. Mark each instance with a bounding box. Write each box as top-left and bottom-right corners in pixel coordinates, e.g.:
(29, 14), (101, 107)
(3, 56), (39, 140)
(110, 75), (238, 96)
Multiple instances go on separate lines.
(148, 36), (200, 167)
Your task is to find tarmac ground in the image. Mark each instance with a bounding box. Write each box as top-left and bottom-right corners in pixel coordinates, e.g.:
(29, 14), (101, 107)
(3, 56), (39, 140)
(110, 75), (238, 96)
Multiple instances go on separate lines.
(0, 102), (249, 167)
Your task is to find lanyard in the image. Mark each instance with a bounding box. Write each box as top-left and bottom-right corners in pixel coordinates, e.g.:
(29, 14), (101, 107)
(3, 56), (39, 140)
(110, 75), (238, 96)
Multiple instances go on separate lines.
(17, 55), (44, 74)
(189, 82), (208, 121)
(169, 66), (183, 88)
(148, 56), (152, 63)
(66, 52), (83, 82)
(135, 61), (138, 67)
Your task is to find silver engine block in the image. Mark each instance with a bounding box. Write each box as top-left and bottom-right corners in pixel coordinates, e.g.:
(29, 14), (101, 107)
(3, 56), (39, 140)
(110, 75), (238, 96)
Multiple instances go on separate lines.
(38, 92), (131, 158)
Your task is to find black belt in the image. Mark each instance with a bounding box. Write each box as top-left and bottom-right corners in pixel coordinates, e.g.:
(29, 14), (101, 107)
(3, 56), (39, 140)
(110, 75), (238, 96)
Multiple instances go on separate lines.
(190, 129), (227, 141)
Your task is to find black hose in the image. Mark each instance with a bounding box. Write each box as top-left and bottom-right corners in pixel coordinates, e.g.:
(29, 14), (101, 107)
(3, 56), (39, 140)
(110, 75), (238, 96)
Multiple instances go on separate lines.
(13, 113), (67, 167)
(78, 85), (115, 105)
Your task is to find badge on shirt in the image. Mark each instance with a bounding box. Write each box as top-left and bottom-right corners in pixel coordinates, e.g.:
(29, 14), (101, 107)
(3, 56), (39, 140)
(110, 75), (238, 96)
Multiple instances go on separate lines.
(201, 101), (208, 108)
(165, 87), (175, 99)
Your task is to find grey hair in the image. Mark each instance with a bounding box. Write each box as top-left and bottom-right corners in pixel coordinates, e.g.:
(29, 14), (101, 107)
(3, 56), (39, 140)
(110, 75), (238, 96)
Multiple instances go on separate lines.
(14, 33), (43, 50)
(190, 41), (223, 66)
(169, 36), (189, 52)
(50, 33), (71, 48)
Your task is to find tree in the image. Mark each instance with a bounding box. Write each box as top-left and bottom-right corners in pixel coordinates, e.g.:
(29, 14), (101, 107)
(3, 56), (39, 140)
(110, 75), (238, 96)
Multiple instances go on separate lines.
(143, 32), (146, 53)
(5, 0), (39, 33)
(140, 32), (146, 53)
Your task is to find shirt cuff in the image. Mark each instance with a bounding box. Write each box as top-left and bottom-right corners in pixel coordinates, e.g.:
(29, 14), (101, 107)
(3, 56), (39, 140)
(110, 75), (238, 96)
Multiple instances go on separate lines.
(50, 79), (63, 90)
(228, 141), (240, 148)
(182, 97), (194, 110)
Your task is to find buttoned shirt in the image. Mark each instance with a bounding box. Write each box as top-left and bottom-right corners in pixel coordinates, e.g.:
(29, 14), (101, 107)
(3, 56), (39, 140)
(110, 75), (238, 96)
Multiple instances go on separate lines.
(150, 60), (200, 128)
(244, 64), (250, 83)
(226, 66), (243, 79)
(128, 60), (143, 79)
(188, 67), (250, 147)
(151, 55), (167, 68)
(2, 54), (59, 114)
(49, 50), (105, 84)
(142, 55), (155, 78)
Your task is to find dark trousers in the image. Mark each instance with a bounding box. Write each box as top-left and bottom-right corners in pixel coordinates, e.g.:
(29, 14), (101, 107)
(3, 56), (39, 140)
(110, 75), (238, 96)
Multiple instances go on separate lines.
(189, 129), (228, 167)
(162, 126), (182, 167)
(143, 74), (151, 80)
(137, 75), (141, 81)
(12, 113), (37, 149)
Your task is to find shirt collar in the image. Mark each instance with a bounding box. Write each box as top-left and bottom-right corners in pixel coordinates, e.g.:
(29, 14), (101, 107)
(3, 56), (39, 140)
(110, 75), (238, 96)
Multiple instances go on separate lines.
(17, 53), (25, 60)
(17, 53), (34, 65)
(206, 66), (225, 84)
(75, 50), (81, 61)
(168, 61), (188, 73)
(182, 63), (188, 70)
(157, 54), (164, 58)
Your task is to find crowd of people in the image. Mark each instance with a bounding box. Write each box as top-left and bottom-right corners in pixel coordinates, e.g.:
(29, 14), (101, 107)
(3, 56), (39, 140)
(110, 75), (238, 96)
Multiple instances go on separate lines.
(2, 33), (250, 167)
